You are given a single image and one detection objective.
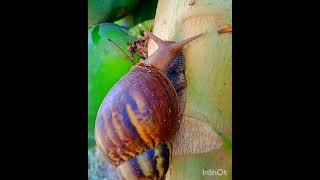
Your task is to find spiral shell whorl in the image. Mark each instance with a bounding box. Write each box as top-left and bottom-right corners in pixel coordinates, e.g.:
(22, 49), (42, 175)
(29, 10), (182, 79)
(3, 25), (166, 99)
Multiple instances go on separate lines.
(95, 63), (179, 167)
(117, 143), (171, 180)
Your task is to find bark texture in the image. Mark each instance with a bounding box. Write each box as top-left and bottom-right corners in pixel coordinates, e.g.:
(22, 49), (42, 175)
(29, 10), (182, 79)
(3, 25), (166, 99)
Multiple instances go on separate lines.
(148, 0), (232, 179)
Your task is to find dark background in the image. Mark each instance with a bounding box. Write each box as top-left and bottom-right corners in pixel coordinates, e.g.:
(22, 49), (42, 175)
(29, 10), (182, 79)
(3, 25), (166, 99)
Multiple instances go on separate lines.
(1, 0), (318, 179)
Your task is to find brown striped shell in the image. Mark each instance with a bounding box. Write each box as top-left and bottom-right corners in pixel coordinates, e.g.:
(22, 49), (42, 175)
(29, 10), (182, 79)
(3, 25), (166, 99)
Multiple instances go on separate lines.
(95, 63), (180, 167)
(94, 27), (203, 180)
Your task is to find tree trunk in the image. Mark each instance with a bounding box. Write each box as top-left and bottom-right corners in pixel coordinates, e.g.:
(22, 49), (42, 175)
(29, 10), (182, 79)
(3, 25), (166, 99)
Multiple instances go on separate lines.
(148, 0), (232, 179)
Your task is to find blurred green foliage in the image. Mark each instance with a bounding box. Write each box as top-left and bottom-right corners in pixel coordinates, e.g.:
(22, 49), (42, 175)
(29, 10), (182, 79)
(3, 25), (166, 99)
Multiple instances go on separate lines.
(118, 0), (158, 27)
(88, 0), (158, 150)
(88, 23), (140, 149)
(88, 0), (141, 27)
(128, 19), (154, 37)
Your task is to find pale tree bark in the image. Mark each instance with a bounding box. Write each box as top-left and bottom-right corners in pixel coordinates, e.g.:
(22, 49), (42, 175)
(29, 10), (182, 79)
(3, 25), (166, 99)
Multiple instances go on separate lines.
(148, 0), (232, 179)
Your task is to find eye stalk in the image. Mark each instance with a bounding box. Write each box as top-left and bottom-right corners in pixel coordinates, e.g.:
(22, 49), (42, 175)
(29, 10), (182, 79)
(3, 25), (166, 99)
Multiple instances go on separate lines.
(139, 24), (203, 72)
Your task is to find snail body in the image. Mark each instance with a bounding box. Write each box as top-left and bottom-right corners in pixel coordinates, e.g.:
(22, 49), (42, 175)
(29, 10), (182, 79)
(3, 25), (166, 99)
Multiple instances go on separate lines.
(95, 27), (202, 180)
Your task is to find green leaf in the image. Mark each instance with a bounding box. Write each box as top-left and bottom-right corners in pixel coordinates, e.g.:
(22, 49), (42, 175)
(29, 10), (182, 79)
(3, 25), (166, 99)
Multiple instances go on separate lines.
(88, 23), (139, 148)
(118, 0), (158, 27)
(128, 19), (154, 37)
(88, 0), (141, 27)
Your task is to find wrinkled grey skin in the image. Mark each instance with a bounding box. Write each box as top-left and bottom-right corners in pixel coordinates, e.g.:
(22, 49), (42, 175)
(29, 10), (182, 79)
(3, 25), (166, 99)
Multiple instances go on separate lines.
(165, 52), (186, 92)
(165, 52), (187, 114)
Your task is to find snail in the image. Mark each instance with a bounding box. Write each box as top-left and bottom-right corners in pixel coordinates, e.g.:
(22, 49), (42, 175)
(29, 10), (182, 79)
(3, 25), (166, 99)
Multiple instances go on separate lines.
(95, 26), (203, 180)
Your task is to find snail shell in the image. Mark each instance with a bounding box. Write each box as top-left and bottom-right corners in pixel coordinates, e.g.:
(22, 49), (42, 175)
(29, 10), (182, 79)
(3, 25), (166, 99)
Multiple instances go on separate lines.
(95, 63), (179, 167)
(95, 27), (203, 180)
(117, 143), (171, 180)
